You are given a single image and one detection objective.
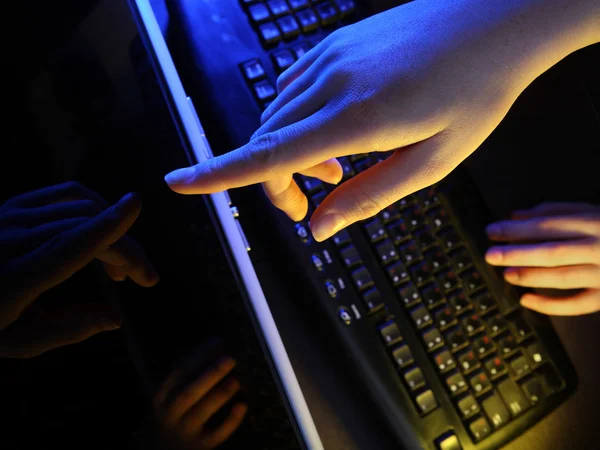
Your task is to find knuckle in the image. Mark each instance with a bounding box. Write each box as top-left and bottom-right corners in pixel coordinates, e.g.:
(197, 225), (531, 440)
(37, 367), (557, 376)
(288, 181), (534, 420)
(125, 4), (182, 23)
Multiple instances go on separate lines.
(244, 133), (280, 175)
(350, 191), (388, 221)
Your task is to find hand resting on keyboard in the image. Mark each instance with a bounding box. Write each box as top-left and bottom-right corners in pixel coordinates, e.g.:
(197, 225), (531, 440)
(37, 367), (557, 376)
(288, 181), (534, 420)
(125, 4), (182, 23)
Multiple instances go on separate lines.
(485, 202), (600, 316)
(165, 0), (600, 243)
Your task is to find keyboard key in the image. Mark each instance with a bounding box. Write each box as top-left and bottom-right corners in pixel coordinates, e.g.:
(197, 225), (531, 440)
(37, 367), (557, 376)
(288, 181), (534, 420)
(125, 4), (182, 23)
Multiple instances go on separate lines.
(387, 262), (410, 286)
(473, 334), (495, 357)
(422, 327), (444, 351)
(433, 348), (456, 372)
(291, 43), (311, 62)
(510, 316), (533, 341)
(398, 241), (422, 265)
(498, 334), (518, 356)
(380, 204), (401, 224)
(487, 313), (508, 336)
(414, 229), (437, 249)
(445, 328), (469, 352)
(315, 1), (339, 25)
(484, 356), (507, 379)
(526, 341), (548, 367)
(424, 247), (450, 271)
(376, 239), (398, 264)
(324, 279), (338, 298)
(411, 305), (432, 329)
(311, 190), (326, 208)
(469, 416), (492, 442)
(267, 0), (290, 17)
(271, 49), (296, 73)
(473, 291), (497, 315)
(300, 176), (323, 193)
(404, 367), (425, 391)
(253, 79), (277, 101)
(241, 59), (266, 81)
(445, 372), (467, 395)
(462, 313), (485, 336)
(364, 218), (387, 242)
(295, 223), (310, 243)
(403, 206), (427, 230)
(340, 245), (362, 268)
(423, 284), (445, 309)
(288, 0), (309, 10)
(428, 208), (450, 230)
(416, 186), (440, 209)
(461, 269), (485, 293)
(295, 8), (319, 32)
(438, 227), (461, 250)
(332, 229), (351, 247)
(378, 321), (402, 346)
(457, 394), (480, 419)
(449, 291), (471, 315)
(387, 220), (410, 245)
(311, 253), (324, 272)
(520, 377), (546, 404)
(399, 282), (421, 308)
(435, 306), (455, 330)
(497, 378), (530, 417)
(436, 270), (461, 293)
(353, 156), (375, 173)
(509, 353), (531, 377)
(338, 156), (355, 180)
(415, 389), (438, 415)
(436, 433), (461, 450)
(482, 394), (510, 429)
(334, 0), (356, 17)
(350, 153), (367, 162)
(392, 344), (414, 369)
(258, 22), (281, 45)
(276, 15), (300, 39)
(457, 349), (479, 373)
(410, 262), (432, 286)
(362, 288), (384, 312)
(448, 246), (473, 271)
(469, 371), (491, 395)
(248, 3), (271, 23)
(352, 266), (373, 291)
(397, 195), (415, 210)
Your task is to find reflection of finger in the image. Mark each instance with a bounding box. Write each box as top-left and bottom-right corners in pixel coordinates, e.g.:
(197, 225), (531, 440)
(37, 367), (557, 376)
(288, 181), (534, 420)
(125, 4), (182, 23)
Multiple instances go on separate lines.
(180, 378), (241, 437)
(486, 215), (600, 241)
(485, 238), (599, 267)
(10, 200), (102, 227)
(162, 357), (236, 427)
(28, 193), (142, 298)
(4, 181), (109, 209)
(103, 261), (129, 282)
(97, 236), (159, 287)
(0, 303), (120, 359)
(504, 265), (600, 289)
(512, 202), (600, 219)
(199, 403), (248, 449)
(262, 177), (308, 222)
(520, 289), (600, 316)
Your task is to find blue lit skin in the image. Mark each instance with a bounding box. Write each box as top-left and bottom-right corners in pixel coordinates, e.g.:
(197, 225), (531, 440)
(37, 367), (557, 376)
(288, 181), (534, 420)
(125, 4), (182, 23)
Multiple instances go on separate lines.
(165, 0), (600, 240)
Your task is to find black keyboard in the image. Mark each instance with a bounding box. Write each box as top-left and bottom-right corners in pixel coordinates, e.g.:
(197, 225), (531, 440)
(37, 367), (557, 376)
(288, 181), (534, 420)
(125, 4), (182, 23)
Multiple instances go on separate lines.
(166, 1), (577, 449)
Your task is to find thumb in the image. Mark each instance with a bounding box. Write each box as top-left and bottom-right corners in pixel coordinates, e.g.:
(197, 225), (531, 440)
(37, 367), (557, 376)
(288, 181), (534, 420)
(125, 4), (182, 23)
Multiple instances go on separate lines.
(0, 303), (121, 359)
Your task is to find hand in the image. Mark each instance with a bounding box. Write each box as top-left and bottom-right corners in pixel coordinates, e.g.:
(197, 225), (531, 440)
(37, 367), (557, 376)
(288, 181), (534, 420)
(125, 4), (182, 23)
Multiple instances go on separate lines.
(154, 356), (248, 450)
(164, 0), (600, 241)
(0, 182), (159, 358)
(485, 202), (600, 316)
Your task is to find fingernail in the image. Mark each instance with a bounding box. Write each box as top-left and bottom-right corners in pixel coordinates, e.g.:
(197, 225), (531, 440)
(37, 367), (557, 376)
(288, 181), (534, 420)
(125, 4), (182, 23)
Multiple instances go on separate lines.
(310, 213), (347, 242)
(164, 167), (194, 185)
(486, 223), (501, 238)
(485, 247), (503, 265)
